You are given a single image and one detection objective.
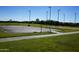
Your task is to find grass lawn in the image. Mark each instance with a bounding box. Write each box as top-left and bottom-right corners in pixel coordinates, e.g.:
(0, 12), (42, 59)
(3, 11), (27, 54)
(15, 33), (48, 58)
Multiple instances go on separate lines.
(0, 23), (28, 26)
(0, 32), (53, 38)
(0, 33), (79, 52)
(52, 26), (79, 32)
(0, 23), (42, 27)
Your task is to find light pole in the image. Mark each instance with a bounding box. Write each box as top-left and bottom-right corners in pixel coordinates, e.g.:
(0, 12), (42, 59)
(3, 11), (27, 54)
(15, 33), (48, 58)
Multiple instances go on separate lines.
(40, 20), (43, 32)
(46, 11), (48, 27)
(63, 13), (65, 23)
(57, 9), (60, 22)
(46, 11), (48, 21)
(28, 10), (31, 26)
(74, 12), (77, 23)
(49, 6), (52, 32)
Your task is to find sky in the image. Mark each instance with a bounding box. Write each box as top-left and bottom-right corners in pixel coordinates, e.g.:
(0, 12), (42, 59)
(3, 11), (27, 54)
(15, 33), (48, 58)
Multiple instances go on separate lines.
(0, 6), (79, 23)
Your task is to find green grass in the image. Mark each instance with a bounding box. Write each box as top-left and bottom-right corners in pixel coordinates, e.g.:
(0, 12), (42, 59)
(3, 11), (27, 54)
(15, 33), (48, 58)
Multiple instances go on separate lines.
(53, 27), (79, 32)
(0, 23), (42, 27)
(0, 32), (53, 38)
(0, 23), (28, 26)
(0, 27), (6, 33)
(0, 33), (79, 52)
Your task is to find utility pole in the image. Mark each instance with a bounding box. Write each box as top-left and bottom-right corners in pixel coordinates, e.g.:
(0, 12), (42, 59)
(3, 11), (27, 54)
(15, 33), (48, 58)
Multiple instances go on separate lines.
(49, 6), (52, 32)
(74, 12), (76, 23)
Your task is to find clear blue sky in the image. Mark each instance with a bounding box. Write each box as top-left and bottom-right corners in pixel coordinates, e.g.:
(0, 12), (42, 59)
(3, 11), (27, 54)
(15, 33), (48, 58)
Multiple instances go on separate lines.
(0, 6), (79, 23)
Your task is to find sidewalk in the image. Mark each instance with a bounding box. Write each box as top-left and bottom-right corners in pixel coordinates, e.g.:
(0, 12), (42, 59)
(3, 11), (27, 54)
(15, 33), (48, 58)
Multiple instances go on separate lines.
(0, 31), (79, 42)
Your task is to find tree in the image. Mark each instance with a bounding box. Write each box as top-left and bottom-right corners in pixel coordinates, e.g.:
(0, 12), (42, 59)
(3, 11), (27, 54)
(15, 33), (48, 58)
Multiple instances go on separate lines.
(9, 19), (12, 22)
(36, 18), (40, 23)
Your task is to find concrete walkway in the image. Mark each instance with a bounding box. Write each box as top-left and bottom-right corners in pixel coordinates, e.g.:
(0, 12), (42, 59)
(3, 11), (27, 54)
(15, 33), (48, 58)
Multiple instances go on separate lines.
(0, 31), (79, 42)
